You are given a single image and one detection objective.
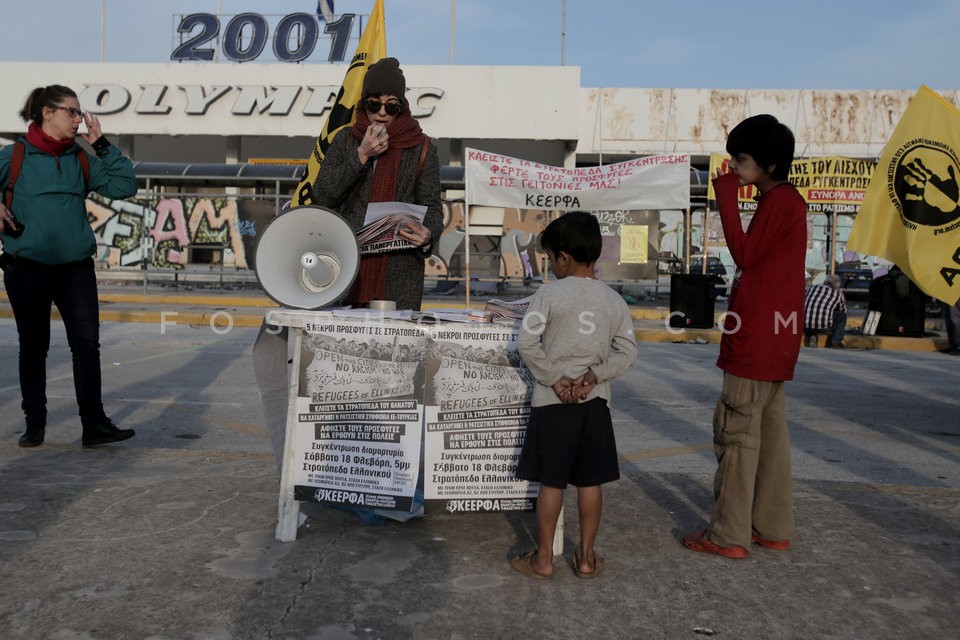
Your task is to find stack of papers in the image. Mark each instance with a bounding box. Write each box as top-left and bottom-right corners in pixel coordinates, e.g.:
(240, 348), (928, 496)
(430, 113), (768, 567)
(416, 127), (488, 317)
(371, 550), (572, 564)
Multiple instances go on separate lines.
(484, 295), (535, 321)
(413, 308), (493, 323)
(357, 201), (428, 255)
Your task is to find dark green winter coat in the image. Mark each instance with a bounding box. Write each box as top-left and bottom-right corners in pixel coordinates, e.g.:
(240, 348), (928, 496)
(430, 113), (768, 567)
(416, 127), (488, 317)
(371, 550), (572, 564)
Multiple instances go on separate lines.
(0, 139), (136, 264)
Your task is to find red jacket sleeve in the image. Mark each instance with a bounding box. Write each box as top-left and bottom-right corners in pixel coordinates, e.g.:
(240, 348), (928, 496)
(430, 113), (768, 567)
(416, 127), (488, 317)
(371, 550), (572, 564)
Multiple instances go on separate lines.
(713, 171), (781, 270)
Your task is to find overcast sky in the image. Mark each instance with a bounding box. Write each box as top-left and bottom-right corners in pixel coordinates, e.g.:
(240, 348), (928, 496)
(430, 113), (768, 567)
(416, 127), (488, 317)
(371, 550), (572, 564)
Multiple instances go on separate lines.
(0, 0), (957, 90)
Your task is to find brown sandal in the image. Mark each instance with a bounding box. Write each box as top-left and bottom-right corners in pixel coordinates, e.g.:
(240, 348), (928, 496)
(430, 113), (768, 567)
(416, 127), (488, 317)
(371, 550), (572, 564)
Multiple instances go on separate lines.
(573, 550), (605, 579)
(510, 550), (550, 579)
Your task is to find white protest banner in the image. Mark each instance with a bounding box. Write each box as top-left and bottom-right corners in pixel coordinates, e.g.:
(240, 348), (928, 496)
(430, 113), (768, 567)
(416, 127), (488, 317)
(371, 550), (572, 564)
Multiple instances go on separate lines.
(465, 148), (690, 211)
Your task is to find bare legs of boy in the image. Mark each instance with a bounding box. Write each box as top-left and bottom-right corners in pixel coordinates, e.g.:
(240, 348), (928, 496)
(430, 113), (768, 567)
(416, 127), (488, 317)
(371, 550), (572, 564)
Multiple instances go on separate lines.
(573, 485), (605, 577)
(531, 485), (563, 577)
(511, 484), (605, 579)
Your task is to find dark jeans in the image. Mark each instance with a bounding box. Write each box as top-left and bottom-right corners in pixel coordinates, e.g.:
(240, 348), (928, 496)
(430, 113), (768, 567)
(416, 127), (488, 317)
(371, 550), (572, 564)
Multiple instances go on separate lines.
(804, 307), (847, 346)
(2, 256), (107, 428)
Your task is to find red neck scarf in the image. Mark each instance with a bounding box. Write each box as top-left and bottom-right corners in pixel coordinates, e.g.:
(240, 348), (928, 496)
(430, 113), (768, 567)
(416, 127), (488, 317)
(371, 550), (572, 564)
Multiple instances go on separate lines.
(347, 102), (427, 306)
(25, 122), (76, 157)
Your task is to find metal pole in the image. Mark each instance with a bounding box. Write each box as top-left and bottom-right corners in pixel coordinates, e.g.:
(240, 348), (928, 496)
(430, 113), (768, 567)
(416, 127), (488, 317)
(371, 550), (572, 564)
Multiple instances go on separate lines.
(100, 0), (105, 62)
(701, 210), (708, 274)
(561, 0), (566, 65)
(464, 202), (471, 309)
(830, 212), (838, 275)
(216, 0), (221, 63)
(143, 178), (151, 295)
(450, 0), (455, 65)
(598, 90), (603, 165)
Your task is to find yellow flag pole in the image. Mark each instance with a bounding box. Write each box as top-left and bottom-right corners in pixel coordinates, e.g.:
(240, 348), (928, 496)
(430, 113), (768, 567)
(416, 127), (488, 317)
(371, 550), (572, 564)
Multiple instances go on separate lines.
(290, 0), (387, 207)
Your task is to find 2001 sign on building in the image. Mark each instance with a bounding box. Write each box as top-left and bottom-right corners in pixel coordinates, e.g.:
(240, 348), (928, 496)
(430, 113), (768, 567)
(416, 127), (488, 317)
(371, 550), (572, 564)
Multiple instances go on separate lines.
(171, 10), (357, 63)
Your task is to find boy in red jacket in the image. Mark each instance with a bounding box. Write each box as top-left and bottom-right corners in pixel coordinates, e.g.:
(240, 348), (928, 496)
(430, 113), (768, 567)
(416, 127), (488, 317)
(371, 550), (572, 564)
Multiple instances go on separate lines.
(683, 115), (807, 558)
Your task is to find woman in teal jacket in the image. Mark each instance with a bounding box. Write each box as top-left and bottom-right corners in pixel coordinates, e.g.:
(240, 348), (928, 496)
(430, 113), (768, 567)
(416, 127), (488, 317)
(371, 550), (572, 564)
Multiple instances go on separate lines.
(0, 85), (138, 448)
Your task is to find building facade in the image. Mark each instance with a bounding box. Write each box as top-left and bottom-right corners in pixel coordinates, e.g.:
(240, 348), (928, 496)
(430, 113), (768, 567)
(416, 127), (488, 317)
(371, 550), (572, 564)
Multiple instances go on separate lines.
(1, 62), (956, 290)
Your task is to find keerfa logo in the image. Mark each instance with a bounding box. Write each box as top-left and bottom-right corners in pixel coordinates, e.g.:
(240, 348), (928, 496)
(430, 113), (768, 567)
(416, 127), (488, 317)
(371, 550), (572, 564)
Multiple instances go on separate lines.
(888, 138), (960, 229)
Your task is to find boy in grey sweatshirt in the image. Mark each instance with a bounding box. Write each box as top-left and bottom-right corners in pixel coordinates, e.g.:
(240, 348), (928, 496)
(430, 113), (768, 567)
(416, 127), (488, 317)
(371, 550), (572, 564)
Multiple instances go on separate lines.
(511, 211), (638, 579)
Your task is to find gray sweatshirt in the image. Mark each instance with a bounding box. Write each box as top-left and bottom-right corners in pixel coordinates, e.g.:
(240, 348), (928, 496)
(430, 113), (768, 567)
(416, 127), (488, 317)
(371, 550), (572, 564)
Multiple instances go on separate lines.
(517, 276), (638, 407)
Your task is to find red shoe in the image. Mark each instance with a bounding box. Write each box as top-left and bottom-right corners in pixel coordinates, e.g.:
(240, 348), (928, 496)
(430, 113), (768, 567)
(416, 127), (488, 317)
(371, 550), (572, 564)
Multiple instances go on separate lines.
(751, 533), (791, 550)
(682, 530), (748, 559)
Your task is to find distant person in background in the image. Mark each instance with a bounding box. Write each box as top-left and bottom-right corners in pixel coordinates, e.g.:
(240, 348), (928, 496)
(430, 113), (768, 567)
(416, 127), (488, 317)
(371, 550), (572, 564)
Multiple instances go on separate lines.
(867, 264), (928, 338)
(941, 299), (960, 355)
(682, 114), (806, 559)
(0, 85), (138, 448)
(804, 274), (847, 348)
(312, 57), (442, 311)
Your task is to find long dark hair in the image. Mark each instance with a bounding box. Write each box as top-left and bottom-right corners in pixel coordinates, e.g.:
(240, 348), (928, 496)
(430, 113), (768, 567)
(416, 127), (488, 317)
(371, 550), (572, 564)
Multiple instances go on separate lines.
(18, 85), (78, 125)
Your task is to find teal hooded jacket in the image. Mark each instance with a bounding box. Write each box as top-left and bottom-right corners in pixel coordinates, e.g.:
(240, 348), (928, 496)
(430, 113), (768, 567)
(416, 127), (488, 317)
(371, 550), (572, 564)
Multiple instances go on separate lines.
(0, 138), (136, 264)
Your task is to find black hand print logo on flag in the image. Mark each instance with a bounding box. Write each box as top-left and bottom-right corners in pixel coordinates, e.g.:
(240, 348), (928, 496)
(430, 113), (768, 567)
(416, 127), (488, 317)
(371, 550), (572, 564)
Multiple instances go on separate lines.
(892, 143), (960, 227)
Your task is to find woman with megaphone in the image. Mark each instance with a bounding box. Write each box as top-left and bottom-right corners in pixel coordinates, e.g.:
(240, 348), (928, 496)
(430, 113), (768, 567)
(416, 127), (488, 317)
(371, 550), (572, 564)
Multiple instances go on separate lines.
(313, 57), (442, 311)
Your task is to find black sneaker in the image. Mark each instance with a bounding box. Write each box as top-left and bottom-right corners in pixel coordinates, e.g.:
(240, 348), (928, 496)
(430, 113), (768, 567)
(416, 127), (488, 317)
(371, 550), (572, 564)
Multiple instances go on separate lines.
(82, 418), (135, 447)
(18, 424), (45, 448)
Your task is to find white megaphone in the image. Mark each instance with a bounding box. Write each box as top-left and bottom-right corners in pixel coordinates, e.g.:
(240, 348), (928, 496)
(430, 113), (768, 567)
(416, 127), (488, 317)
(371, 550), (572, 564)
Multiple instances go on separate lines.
(254, 205), (360, 309)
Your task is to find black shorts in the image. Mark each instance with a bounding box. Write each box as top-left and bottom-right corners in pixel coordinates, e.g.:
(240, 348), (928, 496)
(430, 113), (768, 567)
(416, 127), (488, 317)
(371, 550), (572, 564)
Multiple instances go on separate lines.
(515, 398), (620, 489)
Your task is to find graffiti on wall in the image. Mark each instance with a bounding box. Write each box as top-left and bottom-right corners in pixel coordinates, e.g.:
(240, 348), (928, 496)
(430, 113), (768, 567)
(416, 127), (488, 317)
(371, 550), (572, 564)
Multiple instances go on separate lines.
(424, 202), (550, 281)
(82, 194), (557, 281)
(74, 194), (670, 283)
(86, 194), (269, 270)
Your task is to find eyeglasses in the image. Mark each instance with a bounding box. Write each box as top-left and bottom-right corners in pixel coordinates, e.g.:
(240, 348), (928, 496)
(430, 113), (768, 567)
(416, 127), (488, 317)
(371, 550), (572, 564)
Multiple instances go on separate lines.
(363, 99), (402, 116)
(51, 106), (84, 119)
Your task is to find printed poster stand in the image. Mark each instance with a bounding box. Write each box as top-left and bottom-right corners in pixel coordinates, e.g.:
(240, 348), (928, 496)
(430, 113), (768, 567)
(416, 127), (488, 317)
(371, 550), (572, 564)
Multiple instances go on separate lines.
(263, 308), (546, 544)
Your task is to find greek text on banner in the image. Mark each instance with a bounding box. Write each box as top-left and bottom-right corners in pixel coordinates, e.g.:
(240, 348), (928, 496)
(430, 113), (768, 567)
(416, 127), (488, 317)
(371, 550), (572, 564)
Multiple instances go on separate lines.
(465, 148), (690, 211)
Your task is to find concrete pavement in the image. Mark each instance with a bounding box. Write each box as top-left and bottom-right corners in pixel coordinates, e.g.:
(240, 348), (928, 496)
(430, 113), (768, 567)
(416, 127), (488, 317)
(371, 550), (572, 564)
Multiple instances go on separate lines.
(0, 313), (958, 639)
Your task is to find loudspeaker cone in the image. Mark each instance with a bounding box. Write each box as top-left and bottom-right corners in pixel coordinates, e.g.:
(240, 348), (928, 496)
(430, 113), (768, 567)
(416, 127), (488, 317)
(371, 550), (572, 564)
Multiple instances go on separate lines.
(300, 252), (339, 291)
(255, 206), (360, 309)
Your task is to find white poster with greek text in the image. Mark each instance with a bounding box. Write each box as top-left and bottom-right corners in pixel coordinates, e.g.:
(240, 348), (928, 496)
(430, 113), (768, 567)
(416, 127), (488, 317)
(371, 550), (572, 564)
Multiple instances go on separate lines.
(465, 148), (690, 211)
(422, 323), (537, 514)
(293, 317), (428, 512)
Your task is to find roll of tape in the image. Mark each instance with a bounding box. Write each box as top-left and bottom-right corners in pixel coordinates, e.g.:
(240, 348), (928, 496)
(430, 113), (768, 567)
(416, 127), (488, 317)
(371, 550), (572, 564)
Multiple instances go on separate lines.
(369, 299), (396, 311)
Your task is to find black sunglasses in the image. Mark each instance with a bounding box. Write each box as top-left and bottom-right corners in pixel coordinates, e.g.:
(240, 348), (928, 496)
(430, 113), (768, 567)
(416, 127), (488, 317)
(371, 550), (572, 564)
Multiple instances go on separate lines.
(363, 99), (402, 116)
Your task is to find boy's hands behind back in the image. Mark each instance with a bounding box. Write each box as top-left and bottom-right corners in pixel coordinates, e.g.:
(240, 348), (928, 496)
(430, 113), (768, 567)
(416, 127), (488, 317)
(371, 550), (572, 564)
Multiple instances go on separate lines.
(552, 369), (598, 404)
(572, 368), (597, 401)
(551, 376), (577, 404)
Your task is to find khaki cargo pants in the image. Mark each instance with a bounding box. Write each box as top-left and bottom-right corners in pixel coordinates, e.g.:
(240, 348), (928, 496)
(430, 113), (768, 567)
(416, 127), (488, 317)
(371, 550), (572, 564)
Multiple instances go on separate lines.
(710, 372), (795, 548)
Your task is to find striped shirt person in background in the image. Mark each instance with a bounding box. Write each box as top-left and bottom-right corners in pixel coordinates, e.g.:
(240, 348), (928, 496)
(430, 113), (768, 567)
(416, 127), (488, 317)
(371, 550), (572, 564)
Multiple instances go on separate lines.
(804, 274), (847, 348)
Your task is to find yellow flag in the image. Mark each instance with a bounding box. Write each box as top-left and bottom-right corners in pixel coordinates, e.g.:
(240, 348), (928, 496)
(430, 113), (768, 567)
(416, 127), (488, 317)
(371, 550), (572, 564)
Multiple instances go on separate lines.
(291, 0), (387, 206)
(847, 85), (960, 304)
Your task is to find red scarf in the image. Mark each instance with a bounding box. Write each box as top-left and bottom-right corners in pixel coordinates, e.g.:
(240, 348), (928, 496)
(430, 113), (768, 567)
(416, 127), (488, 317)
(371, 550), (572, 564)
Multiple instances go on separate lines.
(347, 102), (427, 305)
(25, 122), (76, 157)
